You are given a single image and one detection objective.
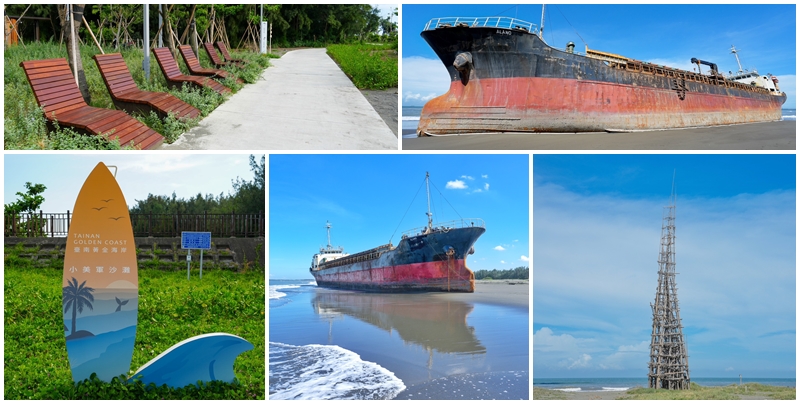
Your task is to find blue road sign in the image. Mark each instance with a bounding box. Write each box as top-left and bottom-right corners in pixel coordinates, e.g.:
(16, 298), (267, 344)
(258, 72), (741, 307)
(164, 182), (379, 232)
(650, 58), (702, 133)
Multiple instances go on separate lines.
(181, 231), (211, 250)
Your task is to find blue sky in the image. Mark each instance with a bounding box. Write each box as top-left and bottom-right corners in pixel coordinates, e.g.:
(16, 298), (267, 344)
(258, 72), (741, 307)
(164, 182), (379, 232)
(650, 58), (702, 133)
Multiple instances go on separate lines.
(533, 155), (796, 378)
(4, 154), (259, 212)
(269, 154), (529, 279)
(402, 4), (796, 108)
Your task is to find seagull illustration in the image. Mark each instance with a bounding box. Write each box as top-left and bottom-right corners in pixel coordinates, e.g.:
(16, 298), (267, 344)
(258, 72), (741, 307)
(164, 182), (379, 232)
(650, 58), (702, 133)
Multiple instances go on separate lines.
(109, 216), (124, 221)
(101, 199), (114, 202)
(115, 297), (129, 312)
(92, 207), (107, 211)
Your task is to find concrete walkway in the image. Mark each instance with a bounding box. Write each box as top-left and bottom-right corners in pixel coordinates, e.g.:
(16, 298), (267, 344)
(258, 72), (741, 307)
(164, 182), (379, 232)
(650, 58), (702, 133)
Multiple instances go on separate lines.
(161, 48), (397, 150)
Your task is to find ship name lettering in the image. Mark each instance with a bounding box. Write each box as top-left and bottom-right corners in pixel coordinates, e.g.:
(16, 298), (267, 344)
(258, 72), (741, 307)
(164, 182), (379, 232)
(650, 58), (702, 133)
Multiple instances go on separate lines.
(496, 29), (511, 35)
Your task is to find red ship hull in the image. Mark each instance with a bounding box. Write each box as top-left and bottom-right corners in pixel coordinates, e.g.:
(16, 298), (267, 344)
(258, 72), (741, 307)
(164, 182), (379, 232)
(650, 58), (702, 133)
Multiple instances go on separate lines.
(419, 76), (784, 134)
(314, 259), (475, 292)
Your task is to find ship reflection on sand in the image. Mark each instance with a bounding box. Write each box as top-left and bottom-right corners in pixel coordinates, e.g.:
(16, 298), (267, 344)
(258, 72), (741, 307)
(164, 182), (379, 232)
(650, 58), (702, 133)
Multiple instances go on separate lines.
(312, 290), (487, 358)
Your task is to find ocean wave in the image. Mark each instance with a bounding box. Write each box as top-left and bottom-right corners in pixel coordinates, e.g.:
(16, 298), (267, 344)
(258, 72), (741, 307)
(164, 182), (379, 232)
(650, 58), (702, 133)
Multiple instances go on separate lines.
(269, 285), (301, 300)
(402, 116), (421, 121)
(781, 115), (796, 120)
(602, 387), (630, 391)
(269, 342), (406, 400)
(554, 387), (582, 392)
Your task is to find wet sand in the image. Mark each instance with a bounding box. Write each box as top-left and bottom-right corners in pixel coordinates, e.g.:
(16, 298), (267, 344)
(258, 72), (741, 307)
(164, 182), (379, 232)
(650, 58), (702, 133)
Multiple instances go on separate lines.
(270, 283), (529, 399)
(402, 120), (795, 150)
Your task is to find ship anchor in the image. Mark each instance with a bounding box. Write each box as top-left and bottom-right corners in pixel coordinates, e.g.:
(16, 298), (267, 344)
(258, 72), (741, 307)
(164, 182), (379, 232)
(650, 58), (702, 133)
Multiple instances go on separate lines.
(671, 78), (687, 101)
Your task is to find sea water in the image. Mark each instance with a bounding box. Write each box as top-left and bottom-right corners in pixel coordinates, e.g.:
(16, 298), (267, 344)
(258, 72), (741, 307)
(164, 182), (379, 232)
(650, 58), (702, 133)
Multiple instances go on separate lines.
(269, 278), (529, 400)
(534, 377), (796, 391)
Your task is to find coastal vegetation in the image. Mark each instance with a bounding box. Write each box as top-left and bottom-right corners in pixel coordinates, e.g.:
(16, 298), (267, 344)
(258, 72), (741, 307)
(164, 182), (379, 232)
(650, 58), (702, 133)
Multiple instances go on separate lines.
(620, 383), (795, 400)
(4, 251), (265, 399)
(4, 41), (270, 149)
(327, 43), (398, 90)
(474, 266), (529, 280)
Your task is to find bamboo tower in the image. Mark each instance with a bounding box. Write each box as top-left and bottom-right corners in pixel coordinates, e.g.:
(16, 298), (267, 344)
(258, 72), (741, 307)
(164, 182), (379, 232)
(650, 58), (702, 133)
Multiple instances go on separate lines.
(647, 184), (690, 390)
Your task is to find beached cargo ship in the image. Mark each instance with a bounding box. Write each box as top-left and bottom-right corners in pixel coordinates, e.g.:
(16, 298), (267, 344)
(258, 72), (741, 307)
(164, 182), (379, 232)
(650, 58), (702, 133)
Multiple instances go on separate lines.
(309, 173), (485, 292)
(417, 15), (786, 135)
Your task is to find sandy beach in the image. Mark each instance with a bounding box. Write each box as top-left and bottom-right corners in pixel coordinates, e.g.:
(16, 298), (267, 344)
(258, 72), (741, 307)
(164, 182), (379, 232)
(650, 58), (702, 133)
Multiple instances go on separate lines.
(402, 120), (795, 150)
(436, 280), (529, 309)
(270, 280), (529, 399)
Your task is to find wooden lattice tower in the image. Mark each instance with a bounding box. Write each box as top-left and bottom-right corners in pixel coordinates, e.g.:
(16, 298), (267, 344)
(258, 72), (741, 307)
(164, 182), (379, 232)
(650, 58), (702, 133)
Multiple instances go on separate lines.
(647, 189), (690, 390)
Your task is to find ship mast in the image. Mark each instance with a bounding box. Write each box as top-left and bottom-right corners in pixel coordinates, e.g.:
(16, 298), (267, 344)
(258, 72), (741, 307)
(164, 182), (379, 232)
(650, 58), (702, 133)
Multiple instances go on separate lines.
(425, 172), (433, 233)
(326, 221), (333, 249)
(539, 5), (546, 42)
(730, 45), (744, 73)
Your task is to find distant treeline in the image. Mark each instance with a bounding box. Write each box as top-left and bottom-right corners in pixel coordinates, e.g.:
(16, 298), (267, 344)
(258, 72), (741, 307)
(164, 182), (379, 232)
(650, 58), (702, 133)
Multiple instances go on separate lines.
(4, 4), (396, 49)
(474, 266), (529, 280)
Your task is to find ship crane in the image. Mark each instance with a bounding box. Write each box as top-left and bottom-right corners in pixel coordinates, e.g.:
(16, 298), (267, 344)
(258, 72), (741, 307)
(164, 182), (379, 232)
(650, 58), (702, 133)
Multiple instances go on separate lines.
(730, 45), (744, 73)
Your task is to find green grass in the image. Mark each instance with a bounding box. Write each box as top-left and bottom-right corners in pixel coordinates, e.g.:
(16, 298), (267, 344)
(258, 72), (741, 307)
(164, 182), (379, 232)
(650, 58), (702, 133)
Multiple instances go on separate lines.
(5, 42), (272, 149)
(326, 43), (398, 90)
(4, 252), (265, 399)
(619, 382), (796, 400)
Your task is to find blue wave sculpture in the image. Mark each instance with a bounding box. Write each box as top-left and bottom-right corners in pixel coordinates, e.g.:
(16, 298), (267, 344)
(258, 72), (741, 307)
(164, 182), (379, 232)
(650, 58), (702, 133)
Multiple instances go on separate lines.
(131, 333), (253, 388)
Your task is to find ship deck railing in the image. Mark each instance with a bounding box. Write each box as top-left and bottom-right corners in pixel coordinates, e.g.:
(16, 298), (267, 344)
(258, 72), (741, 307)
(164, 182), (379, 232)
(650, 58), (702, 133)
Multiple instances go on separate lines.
(401, 218), (485, 239)
(318, 243), (394, 271)
(424, 17), (537, 34)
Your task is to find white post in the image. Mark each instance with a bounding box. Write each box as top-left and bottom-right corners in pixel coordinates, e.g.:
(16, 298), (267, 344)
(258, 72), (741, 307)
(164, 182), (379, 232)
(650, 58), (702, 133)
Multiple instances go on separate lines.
(158, 4), (163, 47)
(259, 6), (267, 54)
(143, 5), (150, 80)
(187, 250), (191, 280)
(200, 249), (203, 279)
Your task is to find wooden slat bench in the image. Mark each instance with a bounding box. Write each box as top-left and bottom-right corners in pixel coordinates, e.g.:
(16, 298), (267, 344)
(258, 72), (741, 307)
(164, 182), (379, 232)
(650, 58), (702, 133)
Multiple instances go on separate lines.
(203, 42), (229, 68)
(216, 41), (247, 67)
(179, 45), (244, 84)
(93, 53), (201, 121)
(20, 58), (164, 149)
(152, 47), (231, 95)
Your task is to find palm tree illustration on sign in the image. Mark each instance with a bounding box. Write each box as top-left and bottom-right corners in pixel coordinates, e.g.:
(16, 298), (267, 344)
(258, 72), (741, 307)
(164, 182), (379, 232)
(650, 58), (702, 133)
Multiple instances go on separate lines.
(62, 277), (95, 339)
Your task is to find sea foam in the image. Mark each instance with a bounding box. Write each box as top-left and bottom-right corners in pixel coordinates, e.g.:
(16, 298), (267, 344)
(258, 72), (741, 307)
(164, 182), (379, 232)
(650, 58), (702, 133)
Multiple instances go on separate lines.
(269, 342), (406, 400)
(269, 285), (301, 300)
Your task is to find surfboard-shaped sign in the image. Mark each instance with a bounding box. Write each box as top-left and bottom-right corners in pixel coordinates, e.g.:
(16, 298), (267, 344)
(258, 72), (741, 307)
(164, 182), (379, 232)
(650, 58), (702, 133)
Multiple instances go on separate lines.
(63, 162), (138, 383)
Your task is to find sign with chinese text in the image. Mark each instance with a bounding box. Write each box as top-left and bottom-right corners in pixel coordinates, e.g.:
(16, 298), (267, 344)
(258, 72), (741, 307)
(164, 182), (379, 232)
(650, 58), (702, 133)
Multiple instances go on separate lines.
(62, 162), (138, 383)
(181, 231), (211, 250)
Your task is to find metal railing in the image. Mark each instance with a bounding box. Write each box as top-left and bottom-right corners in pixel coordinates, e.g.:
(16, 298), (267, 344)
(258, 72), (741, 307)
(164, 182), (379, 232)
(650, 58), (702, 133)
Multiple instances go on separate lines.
(401, 218), (485, 239)
(4, 211), (265, 238)
(424, 17), (537, 33)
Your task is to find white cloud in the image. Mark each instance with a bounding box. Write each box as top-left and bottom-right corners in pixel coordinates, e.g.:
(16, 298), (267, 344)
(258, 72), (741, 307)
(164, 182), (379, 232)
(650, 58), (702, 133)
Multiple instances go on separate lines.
(445, 180), (467, 189)
(500, 260), (506, 264)
(494, 245), (506, 251)
(534, 181), (795, 376)
(775, 75), (795, 109)
(725, 366), (735, 371)
(461, 175), (474, 180)
(568, 354), (593, 369)
(402, 56), (451, 105)
(482, 174), (489, 179)
(520, 255), (529, 262)
(484, 183), (490, 191)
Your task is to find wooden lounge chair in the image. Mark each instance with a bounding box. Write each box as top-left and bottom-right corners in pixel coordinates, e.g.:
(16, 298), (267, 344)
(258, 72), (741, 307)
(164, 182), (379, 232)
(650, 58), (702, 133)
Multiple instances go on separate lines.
(203, 42), (229, 68)
(152, 47), (231, 95)
(93, 53), (201, 121)
(19, 58), (164, 149)
(179, 45), (243, 84)
(214, 41), (246, 68)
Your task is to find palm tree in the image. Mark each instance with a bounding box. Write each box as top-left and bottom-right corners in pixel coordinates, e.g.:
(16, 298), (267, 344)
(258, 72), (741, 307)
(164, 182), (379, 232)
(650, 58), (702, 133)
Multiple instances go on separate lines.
(63, 277), (95, 335)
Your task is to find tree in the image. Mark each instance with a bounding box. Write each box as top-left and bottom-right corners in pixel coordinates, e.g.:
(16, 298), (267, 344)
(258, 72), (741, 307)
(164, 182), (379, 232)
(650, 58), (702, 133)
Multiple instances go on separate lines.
(231, 154), (265, 213)
(4, 182), (46, 215)
(57, 4), (90, 103)
(63, 277), (95, 335)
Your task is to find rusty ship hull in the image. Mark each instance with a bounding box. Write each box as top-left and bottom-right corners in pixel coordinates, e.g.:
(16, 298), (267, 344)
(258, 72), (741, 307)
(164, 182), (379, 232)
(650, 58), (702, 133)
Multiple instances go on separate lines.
(417, 23), (786, 135)
(311, 226), (484, 293)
